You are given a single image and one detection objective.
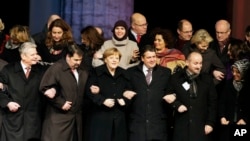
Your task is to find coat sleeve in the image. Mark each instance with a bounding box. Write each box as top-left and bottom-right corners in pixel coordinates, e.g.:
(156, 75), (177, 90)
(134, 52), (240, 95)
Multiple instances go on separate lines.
(39, 66), (65, 109)
(85, 70), (106, 106)
(205, 75), (218, 127)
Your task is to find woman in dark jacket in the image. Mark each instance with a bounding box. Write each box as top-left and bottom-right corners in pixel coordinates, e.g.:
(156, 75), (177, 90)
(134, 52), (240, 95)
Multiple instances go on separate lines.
(85, 47), (133, 141)
(218, 59), (250, 141)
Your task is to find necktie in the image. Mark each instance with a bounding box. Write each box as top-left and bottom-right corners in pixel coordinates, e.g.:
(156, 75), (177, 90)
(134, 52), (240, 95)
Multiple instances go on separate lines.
(146, 69), (152, 85)
(25, 67), (31, 78)
(136, 34), (141, 43)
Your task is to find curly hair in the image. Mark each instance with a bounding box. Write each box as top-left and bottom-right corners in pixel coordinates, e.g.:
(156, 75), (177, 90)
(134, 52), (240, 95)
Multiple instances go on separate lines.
(45, 19), (74, 48)
(150, 27), (176, 48)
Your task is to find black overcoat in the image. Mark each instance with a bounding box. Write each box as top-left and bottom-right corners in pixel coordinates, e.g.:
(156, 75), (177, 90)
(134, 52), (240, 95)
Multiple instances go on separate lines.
(127, 64), (171, 141)
(0, 62), (45, 141)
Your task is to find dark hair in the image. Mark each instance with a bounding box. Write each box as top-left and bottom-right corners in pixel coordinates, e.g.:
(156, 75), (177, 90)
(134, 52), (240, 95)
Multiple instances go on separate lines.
(229, 39), (250, 60)
(66, 43), (83, 57)
(140, 44), (156, 57)
(150, 27), (175, 48)
(245, 25), (250, 37)
(80, 25), (105, 52)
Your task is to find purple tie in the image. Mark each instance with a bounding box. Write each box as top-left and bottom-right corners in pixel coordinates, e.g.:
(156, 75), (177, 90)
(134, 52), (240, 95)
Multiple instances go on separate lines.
(146, 69), (152, 85)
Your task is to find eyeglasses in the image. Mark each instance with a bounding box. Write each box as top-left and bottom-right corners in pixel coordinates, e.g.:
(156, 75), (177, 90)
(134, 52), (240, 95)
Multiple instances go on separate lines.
(181, 30), (193, 34)
(134, 23), (148, 27)
(216, 31), (229, 35)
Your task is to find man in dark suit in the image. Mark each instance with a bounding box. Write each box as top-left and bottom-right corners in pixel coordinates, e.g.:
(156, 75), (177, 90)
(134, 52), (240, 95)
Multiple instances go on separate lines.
(0, 42), (45, 141)
(124, 45), (172, 141)
(128, 13), (152, 52)
(164, 51), (217, 141)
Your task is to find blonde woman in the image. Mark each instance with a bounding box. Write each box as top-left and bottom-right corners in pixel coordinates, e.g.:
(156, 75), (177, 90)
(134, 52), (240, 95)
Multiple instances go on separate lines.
(183, 29), (226, 84)
(86, 47), (133, 141)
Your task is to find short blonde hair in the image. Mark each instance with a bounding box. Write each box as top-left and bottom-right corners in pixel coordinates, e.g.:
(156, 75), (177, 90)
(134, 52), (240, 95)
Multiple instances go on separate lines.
(191, 29), (213, 45)
(0, 19), (4, 31)
(103, 47), (122, 60)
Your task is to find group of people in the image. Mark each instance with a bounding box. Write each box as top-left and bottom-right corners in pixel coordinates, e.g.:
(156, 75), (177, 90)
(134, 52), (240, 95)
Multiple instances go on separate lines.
(0, 11), (249, 141)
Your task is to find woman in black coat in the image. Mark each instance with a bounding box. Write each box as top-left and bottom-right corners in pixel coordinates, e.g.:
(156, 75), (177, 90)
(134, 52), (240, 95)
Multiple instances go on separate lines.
(85, 47), (132, 141)
(218, 59), (250, 141)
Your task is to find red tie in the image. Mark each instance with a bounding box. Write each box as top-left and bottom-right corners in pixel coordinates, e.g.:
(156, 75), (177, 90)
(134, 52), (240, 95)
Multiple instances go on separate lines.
(137, 34), (141, 43)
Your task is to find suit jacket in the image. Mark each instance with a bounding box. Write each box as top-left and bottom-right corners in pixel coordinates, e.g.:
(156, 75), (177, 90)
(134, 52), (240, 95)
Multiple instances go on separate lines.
(128, 28), (153, 52)
(127, 63), (171, 141)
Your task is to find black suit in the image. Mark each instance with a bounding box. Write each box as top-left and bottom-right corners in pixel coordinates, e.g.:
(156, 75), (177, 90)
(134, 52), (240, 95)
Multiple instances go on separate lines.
(127, 64), (172, 141)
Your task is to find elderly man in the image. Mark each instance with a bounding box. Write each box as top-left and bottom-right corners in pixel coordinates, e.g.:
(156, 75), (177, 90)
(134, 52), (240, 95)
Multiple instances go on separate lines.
(128, 12), (152, 51)
(0, 42), (45, 141)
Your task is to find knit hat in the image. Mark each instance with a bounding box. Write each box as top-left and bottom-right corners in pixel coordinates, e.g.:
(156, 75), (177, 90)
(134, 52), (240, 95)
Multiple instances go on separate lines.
(232, 59), (250, 77)
(112, 20), (128, 41)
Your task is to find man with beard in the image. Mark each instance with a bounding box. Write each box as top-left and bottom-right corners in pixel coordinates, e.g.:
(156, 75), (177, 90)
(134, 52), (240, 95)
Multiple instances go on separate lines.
(164, 52), (217, 141)
(39, 44), (88, 141)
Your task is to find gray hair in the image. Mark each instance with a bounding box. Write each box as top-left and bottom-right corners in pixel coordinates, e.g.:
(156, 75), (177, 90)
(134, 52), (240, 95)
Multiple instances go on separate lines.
(19, 42), (37, 55)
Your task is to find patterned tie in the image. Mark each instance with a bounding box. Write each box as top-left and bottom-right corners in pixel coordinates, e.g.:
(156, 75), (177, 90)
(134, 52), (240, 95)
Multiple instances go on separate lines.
(25, 67), (31, 78)
(137, 34), (141, 43)
(146, 69), (152, 85)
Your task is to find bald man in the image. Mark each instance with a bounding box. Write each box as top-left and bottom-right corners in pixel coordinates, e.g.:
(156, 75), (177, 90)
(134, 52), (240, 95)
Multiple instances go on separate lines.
(174, 19), (193, 52)
(164, 51), (217, 141)
(128, 12), (152, 52)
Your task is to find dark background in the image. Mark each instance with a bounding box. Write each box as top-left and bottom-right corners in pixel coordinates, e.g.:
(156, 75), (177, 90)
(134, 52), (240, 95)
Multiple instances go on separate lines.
(1, 0), (231, 38)
(134, 0), (231, 37)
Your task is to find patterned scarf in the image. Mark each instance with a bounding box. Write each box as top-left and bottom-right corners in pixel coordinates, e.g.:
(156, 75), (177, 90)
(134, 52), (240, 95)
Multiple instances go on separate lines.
(233, 80), (242, 92)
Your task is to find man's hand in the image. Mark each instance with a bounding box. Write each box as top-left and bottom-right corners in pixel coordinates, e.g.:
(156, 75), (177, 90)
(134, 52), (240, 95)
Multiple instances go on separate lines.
(7, 102), (21, 112)
(62, 101), (72, 111)
(163, 94), (176, 104)
(213, 70), (224, 81)
(177, 105), (187, 113)
(44, 88), (56, 99)
(90, 85), (100, 94)
(103, 98), (115, 108)
(123, 90), (136, 100)
(204, 125), (213, 135)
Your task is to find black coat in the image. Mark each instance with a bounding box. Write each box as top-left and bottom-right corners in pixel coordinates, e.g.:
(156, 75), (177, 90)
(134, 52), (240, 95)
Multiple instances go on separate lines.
(168, 69), (217, 141)
(85, 64), (130, 141)
(218, 79), (250, 141)
(127, 64), (171, 141)
(0, 62), (45, 141)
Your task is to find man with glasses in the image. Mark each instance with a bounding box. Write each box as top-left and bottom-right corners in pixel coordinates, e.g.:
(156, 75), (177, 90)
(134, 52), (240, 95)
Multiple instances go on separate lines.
(210, 19), (240, 67)
(210, 19), (242, 141)
(128, 12), (152, 52)
(174, 19), (193, 53)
